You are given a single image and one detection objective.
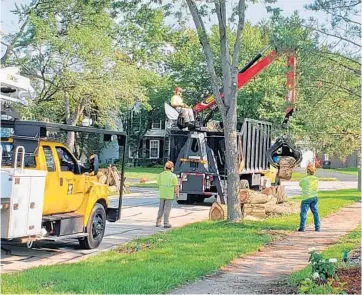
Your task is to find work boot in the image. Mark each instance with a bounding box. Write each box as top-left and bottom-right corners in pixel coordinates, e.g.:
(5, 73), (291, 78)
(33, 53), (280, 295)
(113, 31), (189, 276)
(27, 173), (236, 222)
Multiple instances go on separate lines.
(164, 224), (172, 229)
(297, 228), (305, 232)
(156, 223), (161, 227)
(315, 228), (320, 232)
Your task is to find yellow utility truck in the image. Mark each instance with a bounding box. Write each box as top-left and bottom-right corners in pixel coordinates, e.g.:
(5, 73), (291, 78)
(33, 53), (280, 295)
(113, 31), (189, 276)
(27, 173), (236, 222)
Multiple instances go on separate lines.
(1, 120), (126, 249)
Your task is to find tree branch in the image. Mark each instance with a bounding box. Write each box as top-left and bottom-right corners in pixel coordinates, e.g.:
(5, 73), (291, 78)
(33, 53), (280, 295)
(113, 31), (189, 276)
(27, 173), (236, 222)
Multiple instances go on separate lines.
(0, 17), (29, 65)
(303, 24), (361, 48)
(214, 0), (232, 107)
(230, 0), (246, 112)
(185, 0), (227, 118)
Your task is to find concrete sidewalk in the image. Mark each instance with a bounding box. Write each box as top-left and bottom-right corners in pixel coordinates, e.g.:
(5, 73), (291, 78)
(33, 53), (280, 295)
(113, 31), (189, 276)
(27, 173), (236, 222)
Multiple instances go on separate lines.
(173, 201), (361, 294)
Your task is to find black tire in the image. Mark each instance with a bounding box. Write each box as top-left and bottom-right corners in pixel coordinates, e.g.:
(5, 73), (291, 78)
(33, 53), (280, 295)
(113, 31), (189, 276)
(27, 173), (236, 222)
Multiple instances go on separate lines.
(177, 200), (187, 204)
(79, 203), (106, 249)
(239, 179), (250, 189)
(195, 195), (205, 203)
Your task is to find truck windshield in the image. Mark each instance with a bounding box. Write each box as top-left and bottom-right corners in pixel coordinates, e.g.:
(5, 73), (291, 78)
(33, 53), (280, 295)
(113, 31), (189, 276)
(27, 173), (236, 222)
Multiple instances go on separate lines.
(1, 141), (36, 168)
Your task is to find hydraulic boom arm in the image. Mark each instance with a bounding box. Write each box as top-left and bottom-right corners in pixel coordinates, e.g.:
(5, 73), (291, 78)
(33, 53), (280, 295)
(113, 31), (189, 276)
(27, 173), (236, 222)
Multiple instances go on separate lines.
(192, 46), (296, 127)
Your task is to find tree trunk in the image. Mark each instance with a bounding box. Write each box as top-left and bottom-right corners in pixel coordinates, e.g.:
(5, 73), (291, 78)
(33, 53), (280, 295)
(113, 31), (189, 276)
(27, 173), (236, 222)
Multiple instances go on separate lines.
(358, 157), (361, 192)
(64, 92), (85, 153)
(224, 112), (242, 221)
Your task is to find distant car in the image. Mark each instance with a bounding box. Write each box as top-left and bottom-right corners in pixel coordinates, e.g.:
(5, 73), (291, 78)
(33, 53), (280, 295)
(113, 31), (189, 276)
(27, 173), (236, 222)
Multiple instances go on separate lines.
(322, 160), (331, 169)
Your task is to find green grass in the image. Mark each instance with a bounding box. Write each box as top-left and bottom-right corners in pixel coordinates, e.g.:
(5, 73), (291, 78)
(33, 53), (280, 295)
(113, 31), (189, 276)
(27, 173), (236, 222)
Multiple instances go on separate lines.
(2, 189), (360, 294)
(289, 224), (361, 286)
(291, 171), (337, 182)
(124, 167), (161, 181)
(328, 168), (358, 176)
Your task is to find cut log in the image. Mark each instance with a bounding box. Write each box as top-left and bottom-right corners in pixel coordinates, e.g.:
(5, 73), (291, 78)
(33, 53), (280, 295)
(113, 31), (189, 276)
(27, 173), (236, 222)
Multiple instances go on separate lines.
(278, 156), (296, 180)
(239, 189), (249, 204)
(248, 192), (271, 204)
(275, 185), (288, 204)
(265, 197), (278, 213)
(242, 204), (266, 219)
(262, 187), (273, 196)
(209, 202), (227, 221)
(98, 175), (107, 185)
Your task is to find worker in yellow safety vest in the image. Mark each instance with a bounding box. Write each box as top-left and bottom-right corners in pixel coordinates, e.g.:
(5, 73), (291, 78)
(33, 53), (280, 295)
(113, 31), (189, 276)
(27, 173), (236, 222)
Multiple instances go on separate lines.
(156, 161), (179, 228)
(170, 87), (195, 123)
(297, 163), (321, 232)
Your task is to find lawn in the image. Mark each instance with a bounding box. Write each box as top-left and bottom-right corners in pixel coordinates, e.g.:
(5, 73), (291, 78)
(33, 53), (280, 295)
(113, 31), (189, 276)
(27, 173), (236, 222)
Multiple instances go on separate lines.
(2, 189), (360, 294)
(124, 167), (161, 181)
(291, 171), (337, 182)
(327, 167), (358, 176)
(289, 225), (361, 286)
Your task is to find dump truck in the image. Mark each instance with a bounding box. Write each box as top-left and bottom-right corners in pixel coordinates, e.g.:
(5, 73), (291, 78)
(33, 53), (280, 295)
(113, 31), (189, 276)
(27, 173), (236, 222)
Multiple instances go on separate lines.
(167, 119), (275, 204)
(164, 46), (302, 204)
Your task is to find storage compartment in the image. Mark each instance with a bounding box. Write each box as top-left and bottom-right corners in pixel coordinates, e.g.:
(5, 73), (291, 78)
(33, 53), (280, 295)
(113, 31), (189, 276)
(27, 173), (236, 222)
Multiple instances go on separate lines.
(1, 168), (47, 239)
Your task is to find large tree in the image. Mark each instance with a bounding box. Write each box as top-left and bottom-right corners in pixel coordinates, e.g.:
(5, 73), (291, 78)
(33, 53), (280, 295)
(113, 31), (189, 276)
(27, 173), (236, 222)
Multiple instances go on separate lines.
(180, 0), (250, 221)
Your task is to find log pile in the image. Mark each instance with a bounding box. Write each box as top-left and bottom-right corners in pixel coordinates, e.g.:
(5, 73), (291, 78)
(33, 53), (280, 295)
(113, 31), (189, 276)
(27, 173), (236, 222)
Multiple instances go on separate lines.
(209, 185), (296, 221)
(97, 165), (131, 195)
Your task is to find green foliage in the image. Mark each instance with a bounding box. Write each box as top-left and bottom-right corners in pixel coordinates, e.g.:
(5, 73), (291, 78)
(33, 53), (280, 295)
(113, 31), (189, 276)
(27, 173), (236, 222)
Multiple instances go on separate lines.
(309, 250), (337, 281)
(299, 278), (345, 294)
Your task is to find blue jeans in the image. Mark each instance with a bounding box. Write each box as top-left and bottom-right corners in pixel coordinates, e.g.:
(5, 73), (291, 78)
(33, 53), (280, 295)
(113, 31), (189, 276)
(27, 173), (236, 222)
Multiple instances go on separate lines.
(299, 197), (321, 230)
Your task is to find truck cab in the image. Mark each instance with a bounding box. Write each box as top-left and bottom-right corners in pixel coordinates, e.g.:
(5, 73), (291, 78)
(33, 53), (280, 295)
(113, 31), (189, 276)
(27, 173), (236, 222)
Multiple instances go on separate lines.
(1, 120), (126, 249)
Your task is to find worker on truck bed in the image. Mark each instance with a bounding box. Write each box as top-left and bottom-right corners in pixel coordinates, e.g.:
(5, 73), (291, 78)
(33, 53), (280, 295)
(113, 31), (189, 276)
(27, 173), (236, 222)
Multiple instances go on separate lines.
(171, 87), (195, 123)
(156, 161), (179, 228)
(298, 163), (321, 232)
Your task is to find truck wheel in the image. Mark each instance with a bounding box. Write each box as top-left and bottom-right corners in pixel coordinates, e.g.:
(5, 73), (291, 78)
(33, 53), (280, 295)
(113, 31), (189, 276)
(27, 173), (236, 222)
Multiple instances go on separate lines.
(239, 179), (250, 189)
(195, 196), (205, 203)
(79, 203), (106, 249)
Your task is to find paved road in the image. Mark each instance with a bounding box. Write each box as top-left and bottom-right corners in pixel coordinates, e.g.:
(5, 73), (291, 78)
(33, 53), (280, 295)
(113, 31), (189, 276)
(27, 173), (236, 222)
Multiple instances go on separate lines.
(1, 181), (358, 273)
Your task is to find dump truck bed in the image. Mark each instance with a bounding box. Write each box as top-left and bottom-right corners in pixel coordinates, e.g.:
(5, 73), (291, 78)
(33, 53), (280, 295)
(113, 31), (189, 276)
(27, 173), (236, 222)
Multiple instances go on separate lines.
(168, 119), (272, 176)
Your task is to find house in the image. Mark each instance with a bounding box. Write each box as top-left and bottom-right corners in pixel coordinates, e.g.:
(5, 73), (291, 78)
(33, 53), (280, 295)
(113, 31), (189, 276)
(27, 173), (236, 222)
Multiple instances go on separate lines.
(98, 115), (172, 166)
(130, 119), (172, 166)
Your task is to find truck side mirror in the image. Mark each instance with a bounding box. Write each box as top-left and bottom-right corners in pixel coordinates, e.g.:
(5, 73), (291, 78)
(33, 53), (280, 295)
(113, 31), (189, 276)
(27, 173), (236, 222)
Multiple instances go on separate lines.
(89, 154), (99, 176)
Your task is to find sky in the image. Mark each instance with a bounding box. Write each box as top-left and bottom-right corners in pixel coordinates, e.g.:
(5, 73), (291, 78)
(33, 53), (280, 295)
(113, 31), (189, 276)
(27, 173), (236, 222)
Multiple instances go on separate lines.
(0, 0), (320, 35)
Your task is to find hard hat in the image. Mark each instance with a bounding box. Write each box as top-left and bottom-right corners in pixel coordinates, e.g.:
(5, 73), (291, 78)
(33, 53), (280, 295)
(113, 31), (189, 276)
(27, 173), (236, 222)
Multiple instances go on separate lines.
(175, 87), (183, 93)
(164, 161), (174, 169)
(307, 163), (316, 173)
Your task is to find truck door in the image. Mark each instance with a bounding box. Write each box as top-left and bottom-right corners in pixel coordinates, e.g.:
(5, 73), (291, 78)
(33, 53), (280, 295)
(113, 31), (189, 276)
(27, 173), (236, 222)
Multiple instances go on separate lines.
(55, 146), (85, 213)
(41, 145), (61, 215)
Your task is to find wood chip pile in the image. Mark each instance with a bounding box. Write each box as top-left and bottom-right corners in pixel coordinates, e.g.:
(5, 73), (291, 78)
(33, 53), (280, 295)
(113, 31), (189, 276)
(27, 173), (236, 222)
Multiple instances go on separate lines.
(209, 185), (298, 221)
(97, 166), (130, 194)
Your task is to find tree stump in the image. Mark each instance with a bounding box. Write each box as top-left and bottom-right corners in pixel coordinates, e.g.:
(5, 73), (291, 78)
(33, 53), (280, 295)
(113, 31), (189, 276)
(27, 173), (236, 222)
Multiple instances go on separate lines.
(209, 202), (227, 221)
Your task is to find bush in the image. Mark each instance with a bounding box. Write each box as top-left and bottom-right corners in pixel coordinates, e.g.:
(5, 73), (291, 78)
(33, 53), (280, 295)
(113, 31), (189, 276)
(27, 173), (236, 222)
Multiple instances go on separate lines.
(308, 248), (337, 281)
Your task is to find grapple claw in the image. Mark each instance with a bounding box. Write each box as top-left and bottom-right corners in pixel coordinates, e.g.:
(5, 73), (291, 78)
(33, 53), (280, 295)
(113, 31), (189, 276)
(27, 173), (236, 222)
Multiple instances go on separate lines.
(267, 136), (302, 169)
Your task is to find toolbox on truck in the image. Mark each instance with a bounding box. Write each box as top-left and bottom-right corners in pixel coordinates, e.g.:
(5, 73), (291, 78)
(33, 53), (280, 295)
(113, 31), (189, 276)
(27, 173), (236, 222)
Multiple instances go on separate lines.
(1, 166), (47, 239)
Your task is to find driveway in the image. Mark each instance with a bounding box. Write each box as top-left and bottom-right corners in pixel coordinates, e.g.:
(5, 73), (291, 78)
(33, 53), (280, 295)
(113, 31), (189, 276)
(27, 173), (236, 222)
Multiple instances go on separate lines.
(1, 181), (358, 273)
